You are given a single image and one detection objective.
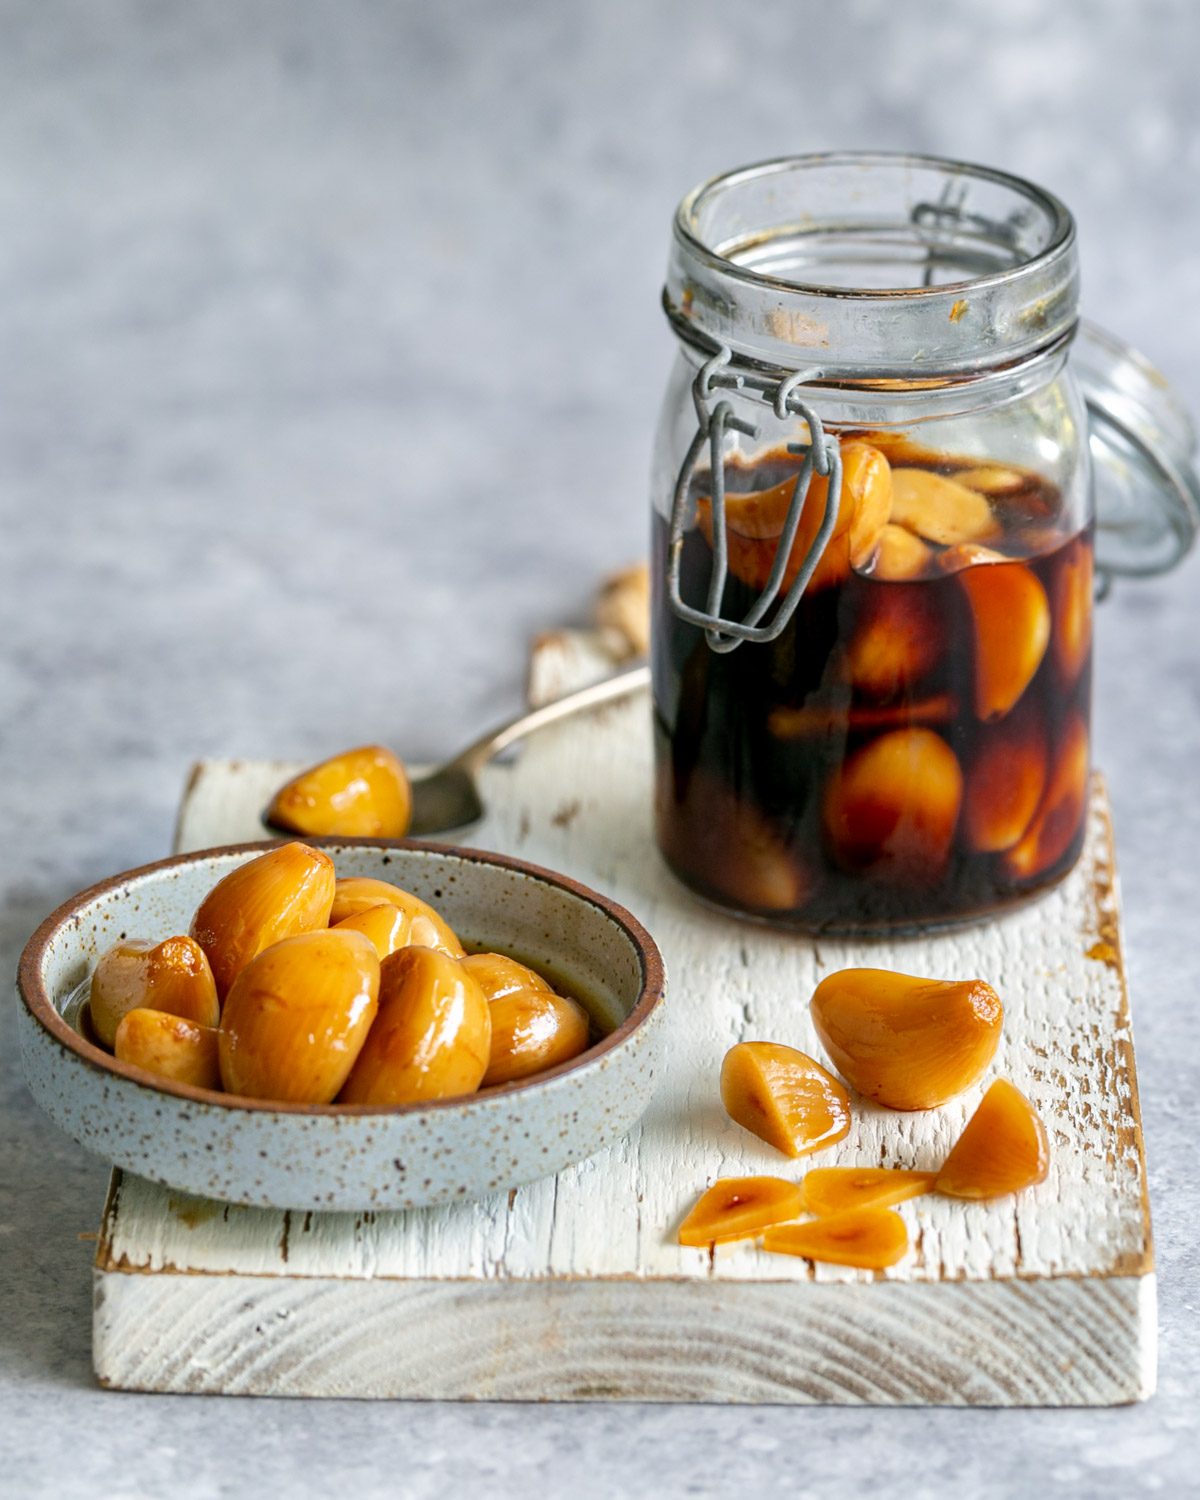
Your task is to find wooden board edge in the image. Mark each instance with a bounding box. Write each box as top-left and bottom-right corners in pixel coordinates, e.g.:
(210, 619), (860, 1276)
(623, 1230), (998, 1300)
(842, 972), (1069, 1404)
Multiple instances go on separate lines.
(92, 1263), (1156, 1406)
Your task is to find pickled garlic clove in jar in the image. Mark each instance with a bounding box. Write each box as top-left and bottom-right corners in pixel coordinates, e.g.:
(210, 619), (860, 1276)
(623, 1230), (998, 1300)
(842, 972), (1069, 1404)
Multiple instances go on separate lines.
(89, 934), (219, 1050)
(266, 745), (412, 840)
(191, 842), (336, 1000)
(822, 728), (963, 882)
(720, 1042), (851, 1159)
(696, 440), (892, 593)
(1003, 713), (1090, 881)
(810, 968), (1003, 1110)
(677, 1176), (804, 1248)
(889, 469), (1001, 547)
(964, 703), (1049, 854)
(959, 561), (1051, 721)
(863, 522), (937, 581)
(1052, 535), (1094, 684)
(841, 583), (943, 698)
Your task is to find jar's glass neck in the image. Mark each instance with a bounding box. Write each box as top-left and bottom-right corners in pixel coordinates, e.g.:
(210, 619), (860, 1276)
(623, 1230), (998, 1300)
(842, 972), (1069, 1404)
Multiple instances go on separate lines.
(666, 153), (1080, 384)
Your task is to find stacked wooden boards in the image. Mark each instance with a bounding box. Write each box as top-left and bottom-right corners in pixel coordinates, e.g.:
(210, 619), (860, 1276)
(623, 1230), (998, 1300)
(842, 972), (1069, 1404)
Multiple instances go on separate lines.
(93, 655), (1154, 1404)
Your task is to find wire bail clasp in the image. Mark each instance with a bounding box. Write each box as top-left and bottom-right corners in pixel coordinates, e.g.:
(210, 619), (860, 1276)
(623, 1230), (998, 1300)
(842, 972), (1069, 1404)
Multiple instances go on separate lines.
(666, 347), (843, 654)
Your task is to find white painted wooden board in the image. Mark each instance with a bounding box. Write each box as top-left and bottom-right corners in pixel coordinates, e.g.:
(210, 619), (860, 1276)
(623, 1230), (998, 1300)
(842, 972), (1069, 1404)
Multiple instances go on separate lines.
(93, 646), (1155, 1404)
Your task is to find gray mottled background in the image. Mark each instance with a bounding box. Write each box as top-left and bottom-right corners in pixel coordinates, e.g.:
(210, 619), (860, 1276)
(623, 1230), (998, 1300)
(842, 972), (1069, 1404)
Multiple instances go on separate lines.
(2, 2), (1198, 1496)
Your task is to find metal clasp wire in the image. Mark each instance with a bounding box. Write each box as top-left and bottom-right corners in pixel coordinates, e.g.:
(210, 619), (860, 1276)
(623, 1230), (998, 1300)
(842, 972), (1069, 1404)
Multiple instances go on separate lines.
(666, 347), (843, 654)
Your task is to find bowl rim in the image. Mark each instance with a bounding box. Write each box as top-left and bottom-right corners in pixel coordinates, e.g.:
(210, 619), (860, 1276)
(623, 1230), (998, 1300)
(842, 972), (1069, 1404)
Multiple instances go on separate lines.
(17, 837), (667, 1118)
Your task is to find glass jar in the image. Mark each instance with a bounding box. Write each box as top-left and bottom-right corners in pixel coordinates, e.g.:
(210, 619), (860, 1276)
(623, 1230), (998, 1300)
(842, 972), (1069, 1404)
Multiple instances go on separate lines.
(650, 153), (1197, 933)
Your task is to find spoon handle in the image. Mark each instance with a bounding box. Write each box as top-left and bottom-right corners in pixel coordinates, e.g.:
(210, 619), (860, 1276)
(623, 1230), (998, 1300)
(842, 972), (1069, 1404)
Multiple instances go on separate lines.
(451, 664), (650, 775)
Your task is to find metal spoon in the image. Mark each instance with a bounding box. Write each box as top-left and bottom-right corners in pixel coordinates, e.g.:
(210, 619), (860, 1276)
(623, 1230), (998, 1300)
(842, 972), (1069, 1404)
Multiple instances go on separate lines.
(263, 664), (650, 838)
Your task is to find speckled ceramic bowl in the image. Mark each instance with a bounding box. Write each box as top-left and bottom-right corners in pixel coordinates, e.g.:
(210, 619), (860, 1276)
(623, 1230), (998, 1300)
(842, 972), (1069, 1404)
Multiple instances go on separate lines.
(17, 841), (667, 1212)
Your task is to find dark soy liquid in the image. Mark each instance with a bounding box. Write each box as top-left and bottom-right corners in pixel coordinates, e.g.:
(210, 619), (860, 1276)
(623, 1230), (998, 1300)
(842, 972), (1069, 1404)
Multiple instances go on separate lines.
(651, 445), (1093, 932)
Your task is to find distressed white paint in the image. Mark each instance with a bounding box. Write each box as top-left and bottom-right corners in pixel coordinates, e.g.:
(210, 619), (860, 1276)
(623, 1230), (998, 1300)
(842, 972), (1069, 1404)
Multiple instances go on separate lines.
(96, 643), (1155, 1403)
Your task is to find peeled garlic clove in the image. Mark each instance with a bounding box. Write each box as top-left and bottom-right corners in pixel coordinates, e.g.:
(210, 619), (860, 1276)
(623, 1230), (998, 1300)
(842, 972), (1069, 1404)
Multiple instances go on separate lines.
(482, 987), (590, 1086)
(266, 745), (412, 839)
(191, 842), (336, 999)
(960, 561), (1051, 721)
(677, 1176), (804, 1248)
(762, 1208), (909, 1269)
(89, 934), (219, 1050)
(218, 928), (379, 1104)
(1003, 714), (1089, 881)
(843, 583), (942, 698)
(802, 1167), (937, 1217)
(720, 1042), (851, 1159)
(936, 1079), (1050, 1200)
(890, 469), (1001, 546)
(953, 464), (1031, 496)
(115, 1009), (221, 1091)
(697, 441), (891, 593)
(936, 541), (1010, 574)
(810, 967), (1003, 1111)
(328, 877), (464, 957)
(822, 728), (962, 882)
(461, 952), (552, 1001)
(1052, 536), (1093, 684)
(331, 903), (415, 960)
(964, 706), (1048, 854)
(339, 947), (491, 1105)
(864, 522), (936, 581)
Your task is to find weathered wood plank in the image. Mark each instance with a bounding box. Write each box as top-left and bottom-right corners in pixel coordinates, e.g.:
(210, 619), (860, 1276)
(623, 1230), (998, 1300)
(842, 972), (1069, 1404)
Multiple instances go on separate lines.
(94, 647), (1155, 1402)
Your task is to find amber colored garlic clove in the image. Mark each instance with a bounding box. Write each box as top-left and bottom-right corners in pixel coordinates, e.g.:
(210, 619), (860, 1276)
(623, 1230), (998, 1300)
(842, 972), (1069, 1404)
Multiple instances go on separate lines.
(810, 967), (1003, 1111)
(114, 1009), (222, 1091)
(191, 842), (336, 1000)
(482, 987), (590, 1086)
(890, 469), (1001, 546)
(720, 1042), (851, 1159)
(936, 1079), (1050, 1199)
(328, 877), (465, 957)
(697, 441), (892, 593)
(842, 584), (942, 698)
(762, 1208), (909, 1269)
(953, 464), (1032, 497)
(339, 947), (491, 1105)
(331, 903), (418, 961)
(461, 952), (553, 1002)
(1052, 536), (1094, 684)
(863, 522), (937, 581)
(1003, 714), (1090, 881)
(964, 706), (1048, 854)
(959, 561), (1051, 721)
(656, 764), (810, 913)
(677, 1176), (805, 1248)
(802, 1167), (937, 1217)
(821, 728), (963, 882)
(218, 928), (379, 1104)
(89, 935), (219, 1050)
(266, 745), (412, 840)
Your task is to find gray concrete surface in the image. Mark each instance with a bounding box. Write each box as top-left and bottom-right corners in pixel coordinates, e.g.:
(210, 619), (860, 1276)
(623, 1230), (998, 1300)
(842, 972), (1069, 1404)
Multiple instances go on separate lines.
(2, 2), (1198, 1496)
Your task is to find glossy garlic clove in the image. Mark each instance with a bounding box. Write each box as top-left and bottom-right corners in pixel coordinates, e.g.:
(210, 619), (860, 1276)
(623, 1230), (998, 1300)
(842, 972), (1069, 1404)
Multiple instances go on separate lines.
(332, 903), (418, 961)
(218, 928), (379, 1104)
(483, 987), (590, 1086)
(328, 877), (465, 957)
(863, 522), (937, 581)
(191, 842), (336, 999)
(89, 935), (219, 1050)
(1003, 714), (1090, 881)
(461, 952), (553, 1002)
(963, 705), (1048, 854)
(339, 947), (491, 1105)
(889, 468), (1001, 546)
(656, 765), (811, 913)
(720, 1042), (851, 1159)
(266, 745), (412, 839)
(677, 1176), (804, 1248)
(810, 967), (1003, 1111)
(842, 583), (942, 698)
(959, 561), (1051, 721)
(802, 1167), (937, 1217)
(762, 1208), (909, 1269)
(936, 1079), (1050, 1199)
(1053, 536), (1094, 684)
(114, 1009), (222, 1091)
(697, 441), (892, 593)
(822, 728), (962, 882)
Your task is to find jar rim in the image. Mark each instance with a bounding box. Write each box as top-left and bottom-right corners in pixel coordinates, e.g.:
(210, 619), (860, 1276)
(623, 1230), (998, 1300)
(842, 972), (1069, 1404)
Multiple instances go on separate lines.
(665, 151), (1080, 378)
